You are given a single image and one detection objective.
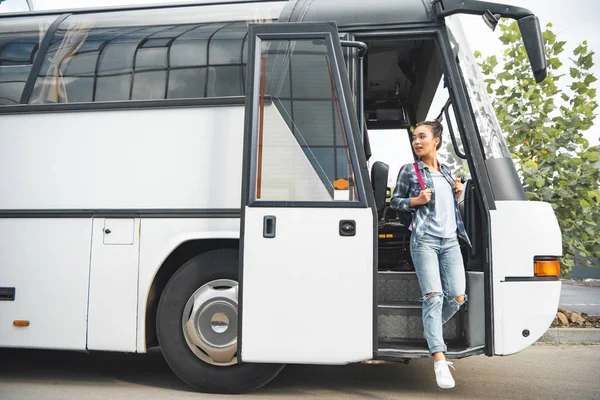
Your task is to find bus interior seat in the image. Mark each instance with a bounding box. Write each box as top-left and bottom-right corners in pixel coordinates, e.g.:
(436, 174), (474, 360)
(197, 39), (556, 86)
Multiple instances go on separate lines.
(370, 160), (389, 218)
(371, 161), (414, 271)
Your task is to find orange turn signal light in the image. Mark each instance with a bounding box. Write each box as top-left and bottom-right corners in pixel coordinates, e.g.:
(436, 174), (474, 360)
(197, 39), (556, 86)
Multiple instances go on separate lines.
(13, 320), (30, 327)
(534, 259), (560, 277)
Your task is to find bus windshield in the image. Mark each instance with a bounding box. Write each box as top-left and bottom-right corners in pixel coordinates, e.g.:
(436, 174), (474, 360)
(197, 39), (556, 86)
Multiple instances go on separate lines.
(446, 15), (512, 160)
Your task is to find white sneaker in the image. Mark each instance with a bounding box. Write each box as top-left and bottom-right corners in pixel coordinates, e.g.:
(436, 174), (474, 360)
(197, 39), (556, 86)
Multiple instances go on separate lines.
(434, 360), (456, 389)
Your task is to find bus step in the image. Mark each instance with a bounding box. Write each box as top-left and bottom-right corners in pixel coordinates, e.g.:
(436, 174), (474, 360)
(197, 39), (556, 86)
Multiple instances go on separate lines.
(377, 340), (429, 359)
(378, 307), (458, 341)
(377, 271), (421, 304)
(376, 341), (478, 360)
(378, 301), (421, 310)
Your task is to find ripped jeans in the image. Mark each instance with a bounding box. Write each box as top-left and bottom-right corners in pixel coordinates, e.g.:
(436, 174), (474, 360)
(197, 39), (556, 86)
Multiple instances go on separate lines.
(411, 233), (466, 354)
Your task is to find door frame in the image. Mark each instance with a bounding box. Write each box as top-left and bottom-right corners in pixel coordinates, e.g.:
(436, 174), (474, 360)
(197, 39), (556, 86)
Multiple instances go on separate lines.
(238, 21), (378, 362)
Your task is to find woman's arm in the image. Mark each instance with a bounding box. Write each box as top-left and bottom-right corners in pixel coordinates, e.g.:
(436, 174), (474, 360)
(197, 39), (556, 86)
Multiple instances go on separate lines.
(390, 165), (432, 210)
(390, 166), (413, 211)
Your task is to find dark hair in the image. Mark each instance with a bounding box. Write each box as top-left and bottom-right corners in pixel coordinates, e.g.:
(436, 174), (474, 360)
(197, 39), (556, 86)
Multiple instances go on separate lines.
(414, 120), (443, 150)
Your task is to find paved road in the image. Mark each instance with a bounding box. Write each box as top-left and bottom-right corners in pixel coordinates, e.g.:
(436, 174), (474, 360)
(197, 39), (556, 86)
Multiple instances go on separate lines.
(560, 281), (600, 315)
(0, 345), (598, 400)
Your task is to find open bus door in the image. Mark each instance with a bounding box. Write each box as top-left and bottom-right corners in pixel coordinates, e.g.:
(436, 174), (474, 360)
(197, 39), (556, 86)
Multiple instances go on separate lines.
(239, 22), (376, 364)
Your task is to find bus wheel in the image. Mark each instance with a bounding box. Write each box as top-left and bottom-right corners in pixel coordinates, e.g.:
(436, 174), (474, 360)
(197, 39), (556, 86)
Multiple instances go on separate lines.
(156, 249), (284, 394)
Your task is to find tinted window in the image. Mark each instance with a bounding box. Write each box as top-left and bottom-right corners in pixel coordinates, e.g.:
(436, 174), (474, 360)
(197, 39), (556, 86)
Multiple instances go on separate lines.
(0, 16), (54, 106)
(168, 68), (207, 99)
(29, 18), (248, 104)
(267, 39), (350, 187)
(254, 38), (357, 202)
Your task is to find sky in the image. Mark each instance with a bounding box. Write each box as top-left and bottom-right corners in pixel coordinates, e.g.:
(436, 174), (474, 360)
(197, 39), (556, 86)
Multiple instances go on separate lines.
(1, 0), (599, 179)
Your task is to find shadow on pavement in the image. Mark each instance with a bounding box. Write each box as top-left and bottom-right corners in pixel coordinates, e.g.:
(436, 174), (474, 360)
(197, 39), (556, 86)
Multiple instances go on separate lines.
(0, 347), (193, 392)
(0, 347), (440, 397)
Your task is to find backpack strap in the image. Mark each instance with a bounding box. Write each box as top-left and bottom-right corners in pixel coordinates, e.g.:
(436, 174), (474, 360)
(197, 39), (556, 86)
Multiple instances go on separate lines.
(413, 162), (426, 190)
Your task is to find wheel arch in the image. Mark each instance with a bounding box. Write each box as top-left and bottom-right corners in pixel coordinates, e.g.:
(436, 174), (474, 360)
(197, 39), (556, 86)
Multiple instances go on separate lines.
(143, 238), (239, 350)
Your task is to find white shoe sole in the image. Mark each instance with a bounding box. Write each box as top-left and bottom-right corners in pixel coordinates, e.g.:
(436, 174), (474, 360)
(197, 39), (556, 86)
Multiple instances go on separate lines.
(437, 381), (455, 389)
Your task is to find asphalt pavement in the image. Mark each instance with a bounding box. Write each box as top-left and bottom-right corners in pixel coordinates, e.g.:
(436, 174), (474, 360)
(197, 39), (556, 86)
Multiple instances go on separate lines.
(0, 345), (599, 399)
(560, 280), (600, 315)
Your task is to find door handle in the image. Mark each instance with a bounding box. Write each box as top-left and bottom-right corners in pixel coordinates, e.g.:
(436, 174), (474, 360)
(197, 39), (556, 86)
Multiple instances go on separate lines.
(339, 220), (356, 236)
(263, 215), (276, 238)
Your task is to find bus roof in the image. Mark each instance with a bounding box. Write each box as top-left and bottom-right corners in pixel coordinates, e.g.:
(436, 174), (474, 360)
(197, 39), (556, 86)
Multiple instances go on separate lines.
(280, 0), (437, 29)
(1, 0), (437, 29)
(0, 0), (285, 18)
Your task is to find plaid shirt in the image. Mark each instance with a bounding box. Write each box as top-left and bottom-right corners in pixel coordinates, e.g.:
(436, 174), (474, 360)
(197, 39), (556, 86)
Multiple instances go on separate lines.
(390, 159), (471, 249)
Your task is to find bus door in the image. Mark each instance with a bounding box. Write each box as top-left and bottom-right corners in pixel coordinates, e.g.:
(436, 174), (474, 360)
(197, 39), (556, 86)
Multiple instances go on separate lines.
(239, 23), (376, 364)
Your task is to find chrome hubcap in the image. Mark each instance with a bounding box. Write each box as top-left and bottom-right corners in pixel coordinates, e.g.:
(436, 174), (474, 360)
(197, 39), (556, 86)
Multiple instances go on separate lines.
(182, 279), (238, 366)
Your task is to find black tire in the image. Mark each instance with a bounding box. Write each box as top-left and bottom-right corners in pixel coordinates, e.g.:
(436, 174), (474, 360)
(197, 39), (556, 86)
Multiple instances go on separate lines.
(156, 249), (284, 394)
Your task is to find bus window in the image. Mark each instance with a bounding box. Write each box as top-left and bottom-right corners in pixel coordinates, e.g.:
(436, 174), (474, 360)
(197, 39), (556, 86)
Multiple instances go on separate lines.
(446, 15), (526, 200)
(446, 15), (511, 160)
(0, 15), (54, 105)
(28, 19), (250, 104)
(432, 91), (471, 181)
(254, 38), (357, 202)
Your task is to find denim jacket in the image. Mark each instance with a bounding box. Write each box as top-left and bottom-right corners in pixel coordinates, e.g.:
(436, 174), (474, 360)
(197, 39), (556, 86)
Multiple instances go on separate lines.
(390, 159), (471, 249)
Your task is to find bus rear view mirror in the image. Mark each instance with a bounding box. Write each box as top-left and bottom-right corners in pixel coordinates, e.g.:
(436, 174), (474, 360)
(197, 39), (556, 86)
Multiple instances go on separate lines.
(517, 15), (547, 83)
(482, 10), (501, 31)
(434, 0), (548, 83)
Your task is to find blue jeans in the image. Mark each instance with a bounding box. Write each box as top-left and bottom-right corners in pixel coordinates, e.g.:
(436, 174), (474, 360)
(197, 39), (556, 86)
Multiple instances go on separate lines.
(411, 233), (466, 354)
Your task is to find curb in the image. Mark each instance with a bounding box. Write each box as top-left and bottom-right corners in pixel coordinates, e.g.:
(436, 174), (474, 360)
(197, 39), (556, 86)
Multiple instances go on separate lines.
(536, 328), (600, 345)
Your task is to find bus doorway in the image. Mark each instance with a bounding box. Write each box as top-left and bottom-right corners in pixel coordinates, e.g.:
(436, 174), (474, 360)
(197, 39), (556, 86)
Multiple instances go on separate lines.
(353, 33), (488, 358)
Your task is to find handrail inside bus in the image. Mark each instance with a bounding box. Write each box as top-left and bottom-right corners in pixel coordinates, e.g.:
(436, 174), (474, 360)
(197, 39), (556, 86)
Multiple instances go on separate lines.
(340, 40), (367, 144)
(440, 98), (467, 160)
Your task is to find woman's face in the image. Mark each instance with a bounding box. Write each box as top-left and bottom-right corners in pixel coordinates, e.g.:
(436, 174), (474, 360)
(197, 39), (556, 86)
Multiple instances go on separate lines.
(411, 125), (439, 158)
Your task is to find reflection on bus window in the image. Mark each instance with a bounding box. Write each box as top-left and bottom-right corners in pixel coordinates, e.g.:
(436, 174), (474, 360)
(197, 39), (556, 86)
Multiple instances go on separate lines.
(254, 38), (357, 202)
(435, 96), (471, 180)
(0, 16), (54, 105)
(28, 20), (250, 104)
(446, 15), (511, 160)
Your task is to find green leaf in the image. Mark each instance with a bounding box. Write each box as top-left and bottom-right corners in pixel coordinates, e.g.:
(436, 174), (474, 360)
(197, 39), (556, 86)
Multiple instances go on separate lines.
(524, 160), (538, 169)
(588, 88), (597, 99)
(542, 29), (556, 44)
(582, 232), (590, 241)
(580, 199), (591, 209)
(536, 178), (544, 188)
(548, 57), (563, 69)
(525, 178), (535, 187)
(584, 74), (598, 84)
(570, 67), (581, 78)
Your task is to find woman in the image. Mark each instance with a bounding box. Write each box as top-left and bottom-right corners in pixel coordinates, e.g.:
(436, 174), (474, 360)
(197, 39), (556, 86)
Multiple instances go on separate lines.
(390, 120), (471, 389)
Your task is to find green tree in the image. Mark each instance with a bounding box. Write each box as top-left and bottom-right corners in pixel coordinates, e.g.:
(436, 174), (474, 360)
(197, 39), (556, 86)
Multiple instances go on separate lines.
(475, 21), (600, 274)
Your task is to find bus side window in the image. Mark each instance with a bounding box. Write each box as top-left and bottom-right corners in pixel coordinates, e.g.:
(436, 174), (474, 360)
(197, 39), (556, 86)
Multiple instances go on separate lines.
(27, 19), (249, 104)
(0, 16), (54, 106)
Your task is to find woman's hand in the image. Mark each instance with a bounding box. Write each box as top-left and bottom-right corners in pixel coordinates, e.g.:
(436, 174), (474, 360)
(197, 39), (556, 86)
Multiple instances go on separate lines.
(414, 188), (432, 205)
(454, 178), (464, 199)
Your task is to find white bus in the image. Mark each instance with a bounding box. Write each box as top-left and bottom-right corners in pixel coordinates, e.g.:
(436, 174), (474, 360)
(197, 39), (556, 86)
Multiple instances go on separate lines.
(0, 0), (562, 393)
